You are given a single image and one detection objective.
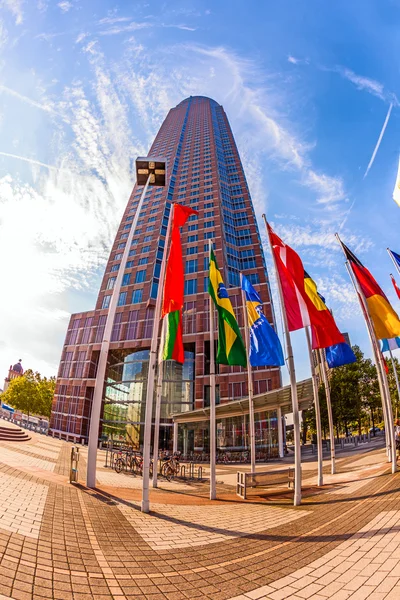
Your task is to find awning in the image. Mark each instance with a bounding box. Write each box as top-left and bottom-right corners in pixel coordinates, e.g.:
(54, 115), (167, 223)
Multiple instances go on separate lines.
(1, 403), (15, 413)
(172, 378), (313, 424)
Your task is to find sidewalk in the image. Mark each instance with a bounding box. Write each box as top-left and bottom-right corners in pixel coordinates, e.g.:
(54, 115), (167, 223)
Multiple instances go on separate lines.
(0, 423), (398, 599)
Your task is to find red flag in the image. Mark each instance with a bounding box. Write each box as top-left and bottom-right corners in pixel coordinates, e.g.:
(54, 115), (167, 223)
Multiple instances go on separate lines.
(161, 203), (198, 363)
(391, 274), (400, 300)
(383, 355), (389, 374)
(268, 223), (344, 349)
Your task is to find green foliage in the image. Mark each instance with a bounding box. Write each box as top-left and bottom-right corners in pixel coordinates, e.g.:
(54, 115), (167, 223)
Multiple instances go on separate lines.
(303, 345), (395, 439)
(1, 369), (55, 418)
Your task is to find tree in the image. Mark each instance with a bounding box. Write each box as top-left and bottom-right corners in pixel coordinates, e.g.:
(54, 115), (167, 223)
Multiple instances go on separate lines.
(0, 370), (55, 418)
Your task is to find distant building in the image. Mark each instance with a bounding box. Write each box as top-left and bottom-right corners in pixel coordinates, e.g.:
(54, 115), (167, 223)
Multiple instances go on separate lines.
(342, 332), (351, 347)
(3, 360), (23, 392)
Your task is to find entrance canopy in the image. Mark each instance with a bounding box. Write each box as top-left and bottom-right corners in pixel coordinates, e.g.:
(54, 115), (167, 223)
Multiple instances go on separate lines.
(172, 378), (313, 424)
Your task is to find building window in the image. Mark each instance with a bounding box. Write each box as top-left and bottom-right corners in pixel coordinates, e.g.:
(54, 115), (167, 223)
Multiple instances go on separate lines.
(126, 310), (139, 339)
(60, 352), (73, 378)
(187, 245), (198, 255)
(118, 291), (127, 306)
(102, 295), (111, 309)
(185, 259), (198, 274)
(188, 224), (198, 231)
(135, 270), (146, 284)
(187, 234), (198, 243)
(126, 260), (134, 268)
(204, 276), (209, 291)
(204, 231), (214, 239)
(111, 264), (120, 272)
(141, 246), (150, 253)
(184, 279), (197, 295)
(107, 277), (116, 290)
(111, 313), (122, 342)
(81, 317), (93, 344)
(122, 273), (131, 286)
(132, 289), (143, 304)
(248, 273), (260, 285)
(74, 351), (86, 378)
(144, 236), (152, 242)
(143, 307), (154, 339)
(138, 257), (148, 265)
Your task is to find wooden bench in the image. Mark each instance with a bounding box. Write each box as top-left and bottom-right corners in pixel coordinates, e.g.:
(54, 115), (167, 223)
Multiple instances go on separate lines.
(236, 468), (294, 499)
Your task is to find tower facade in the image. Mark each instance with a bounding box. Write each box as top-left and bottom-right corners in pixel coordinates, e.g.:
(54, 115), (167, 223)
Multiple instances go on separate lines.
(51, 96), (281, 451)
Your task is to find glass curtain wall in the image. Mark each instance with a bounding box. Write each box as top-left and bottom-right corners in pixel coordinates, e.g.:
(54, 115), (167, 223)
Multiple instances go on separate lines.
(102, 345), (195, 450)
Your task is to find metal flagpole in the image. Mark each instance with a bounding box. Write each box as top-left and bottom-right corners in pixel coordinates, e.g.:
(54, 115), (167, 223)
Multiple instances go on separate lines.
(263, 214), (302, 506)
(209, 241), (217, 500)
(152, 319), (167, 488)
(240, 274), (256, 473)
(86, 172), (152, 489)
(387, 248), (400, 277)
(318, 348), (336, 475)
(389, 348), (400, 422)
(344, 260), (391, 460)
(337, 235), (396, 473)
(305, 327), (323, 485)
(141, 208), (173, 513)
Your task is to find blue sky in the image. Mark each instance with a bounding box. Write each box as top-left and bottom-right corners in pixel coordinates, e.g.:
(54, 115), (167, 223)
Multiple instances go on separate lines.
(0, 0), (399, 383)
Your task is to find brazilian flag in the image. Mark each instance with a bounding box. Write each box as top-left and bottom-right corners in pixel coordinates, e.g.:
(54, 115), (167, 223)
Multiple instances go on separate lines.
(208, 248), (247, 366)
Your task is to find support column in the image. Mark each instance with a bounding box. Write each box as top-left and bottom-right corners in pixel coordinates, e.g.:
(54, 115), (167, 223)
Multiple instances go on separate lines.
(173, 422), (178, 454)
(277, 406), (284, 458)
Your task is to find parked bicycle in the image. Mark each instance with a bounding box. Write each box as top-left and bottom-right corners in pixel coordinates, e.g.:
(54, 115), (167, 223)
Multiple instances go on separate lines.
(161, 451), (181, 481)
(114, 451), (153, 476)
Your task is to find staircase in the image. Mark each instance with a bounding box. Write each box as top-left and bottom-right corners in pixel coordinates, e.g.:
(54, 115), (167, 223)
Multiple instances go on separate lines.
(0, 425), (31, 442)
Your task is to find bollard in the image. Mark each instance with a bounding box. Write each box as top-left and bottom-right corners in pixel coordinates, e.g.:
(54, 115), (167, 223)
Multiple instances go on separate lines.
(70, 446), (80, 483)
(341, 438), (344, 450)
(312, 444), (316, 454)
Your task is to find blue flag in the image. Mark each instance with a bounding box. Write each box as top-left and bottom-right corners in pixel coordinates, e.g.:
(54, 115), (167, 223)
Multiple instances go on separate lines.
(381, 337), (400, 352)
(389, 249), (400, 270)
(325, 343), (356, 368)
(241, 274), (284, 367)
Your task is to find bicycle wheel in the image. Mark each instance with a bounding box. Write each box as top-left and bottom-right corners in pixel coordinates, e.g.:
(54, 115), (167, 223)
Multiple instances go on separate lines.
(114, 458), (123, 474)
(164, 465), (173, 481)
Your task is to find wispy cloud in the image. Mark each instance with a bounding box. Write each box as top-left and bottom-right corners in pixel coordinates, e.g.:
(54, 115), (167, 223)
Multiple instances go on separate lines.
(0, 84), (59, 115)
(363, 102), (393, 178)
(288, 55), (309, 65)
(1, 0), (23, 25)
(57, 1), (72, 12)
(0, 151), (59, 170)
(333, 66), (398, 105)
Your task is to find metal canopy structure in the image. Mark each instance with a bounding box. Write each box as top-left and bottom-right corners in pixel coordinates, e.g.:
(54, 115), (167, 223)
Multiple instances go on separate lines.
(172, 378), (313, 424)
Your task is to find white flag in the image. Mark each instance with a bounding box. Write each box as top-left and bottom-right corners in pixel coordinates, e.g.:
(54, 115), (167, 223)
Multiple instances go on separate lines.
(393, 157), (400, 207)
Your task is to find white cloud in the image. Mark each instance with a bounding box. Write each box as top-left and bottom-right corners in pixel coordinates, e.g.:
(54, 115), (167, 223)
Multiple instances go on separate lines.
(1, 0), (23, 25)
(57, 1), (72, 13)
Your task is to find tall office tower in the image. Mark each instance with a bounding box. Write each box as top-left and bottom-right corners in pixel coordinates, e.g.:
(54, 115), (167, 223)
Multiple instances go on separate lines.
(51, 96), (281, 453)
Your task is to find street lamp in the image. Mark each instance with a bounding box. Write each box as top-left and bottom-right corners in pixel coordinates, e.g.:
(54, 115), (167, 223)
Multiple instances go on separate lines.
(86, 156), (166, 488)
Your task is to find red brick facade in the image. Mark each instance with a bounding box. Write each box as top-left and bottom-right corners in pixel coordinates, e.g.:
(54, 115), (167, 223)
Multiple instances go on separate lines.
(51, 96), (281, 443)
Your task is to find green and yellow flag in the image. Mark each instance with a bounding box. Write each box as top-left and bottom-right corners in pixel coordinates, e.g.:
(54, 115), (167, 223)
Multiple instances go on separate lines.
(208, 248), (247, 366)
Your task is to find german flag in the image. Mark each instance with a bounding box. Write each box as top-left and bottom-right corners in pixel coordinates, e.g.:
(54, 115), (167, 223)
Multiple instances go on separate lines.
(342, 242), (400, 340)
(303, 271), (345, 349)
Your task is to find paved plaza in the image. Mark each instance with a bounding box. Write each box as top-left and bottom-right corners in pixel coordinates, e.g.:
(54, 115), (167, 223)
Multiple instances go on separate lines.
(0, 423), (399, 599)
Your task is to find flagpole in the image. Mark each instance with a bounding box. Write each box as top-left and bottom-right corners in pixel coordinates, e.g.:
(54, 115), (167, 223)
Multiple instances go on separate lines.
(305, 327), (323, 486)
(387, 248), (400, 278)
(141, 209), (173, 513)
(86, 172), (152, 489)
(263, 214), (302, 506)
(337, 234), (396, 473)
(209, 240), (217, 501)
(240, 274), (256, 473)
(152, 319), (167, 488)
(344, 259), (391, 460)
(318, 348), (336, 475)
(389, 348), (400, 422)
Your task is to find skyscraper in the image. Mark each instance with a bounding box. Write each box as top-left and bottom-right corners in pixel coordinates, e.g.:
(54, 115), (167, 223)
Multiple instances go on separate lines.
(51, 96), (281, 453)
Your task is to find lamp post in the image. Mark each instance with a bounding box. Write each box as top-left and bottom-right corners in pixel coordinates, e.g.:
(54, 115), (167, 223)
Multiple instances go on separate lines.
(86, 157), (166, 488)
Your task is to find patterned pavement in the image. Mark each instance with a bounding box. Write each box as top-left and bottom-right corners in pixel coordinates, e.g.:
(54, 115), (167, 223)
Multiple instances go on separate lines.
(0, 421), (399, 599)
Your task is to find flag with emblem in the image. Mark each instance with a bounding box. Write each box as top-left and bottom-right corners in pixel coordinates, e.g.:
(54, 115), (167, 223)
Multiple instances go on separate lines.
(208, 248), (247, 366)
(267, 223), (345, 349)
(241, 273), (284, 367)
(161, 203), (198, 363)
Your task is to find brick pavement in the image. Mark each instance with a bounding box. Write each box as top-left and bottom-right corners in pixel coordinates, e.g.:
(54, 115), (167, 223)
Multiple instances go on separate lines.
(0, 423), (399, 599)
